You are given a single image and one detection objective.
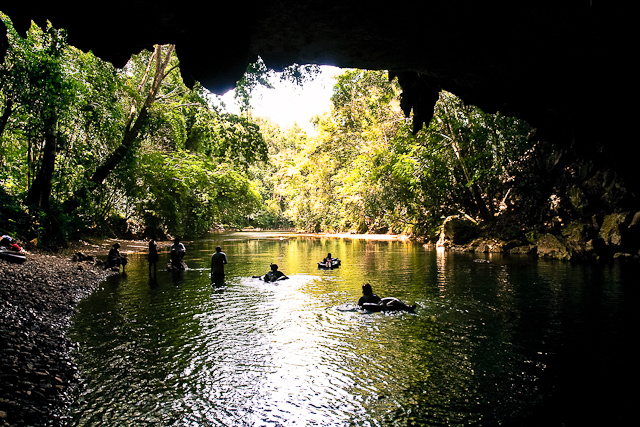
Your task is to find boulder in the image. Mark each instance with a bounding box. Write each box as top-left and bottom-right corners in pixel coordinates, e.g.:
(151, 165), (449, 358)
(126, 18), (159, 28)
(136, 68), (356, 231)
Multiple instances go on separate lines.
(624, 211), (640, 252)
(535, 234), (573, 261)
(598, 212), (630, 249)
(468, 238), (505, 253)
(509, 245), (536, 255)
(559, 221), (594, 259)
(71, 252), (94, 262)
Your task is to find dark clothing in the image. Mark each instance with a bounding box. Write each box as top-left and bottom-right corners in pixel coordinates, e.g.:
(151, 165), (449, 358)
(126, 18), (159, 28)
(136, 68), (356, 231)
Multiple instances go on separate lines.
(108, 248), (120, 262)
(264, 270), (286, 282)
(211, 272), (225, 284)
(170, 242), (185, 265)
(358, 293), (382, 307)
(148, 241), (159, 263)
(210, 251), (228, 274)
(106, 248), (127, 269)
(211, 250), (228, 284)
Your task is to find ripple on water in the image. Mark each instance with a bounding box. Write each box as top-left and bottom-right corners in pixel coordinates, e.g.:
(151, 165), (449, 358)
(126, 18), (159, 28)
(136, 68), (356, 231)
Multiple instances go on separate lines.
(68, 234), (634, 426)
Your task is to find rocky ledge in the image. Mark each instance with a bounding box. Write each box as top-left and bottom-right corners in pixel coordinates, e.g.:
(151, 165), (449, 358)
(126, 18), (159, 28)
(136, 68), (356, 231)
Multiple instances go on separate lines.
(437, 211), (640, 262)
(0, 251), (115, 427)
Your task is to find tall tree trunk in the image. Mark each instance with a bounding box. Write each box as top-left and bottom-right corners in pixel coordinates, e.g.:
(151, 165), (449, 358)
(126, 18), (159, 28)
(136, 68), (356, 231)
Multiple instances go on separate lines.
(63, 44), (175, 213)
(0, 99), (14, 167)
(26, 118), (57, 212)
(0, 98), (13, 140)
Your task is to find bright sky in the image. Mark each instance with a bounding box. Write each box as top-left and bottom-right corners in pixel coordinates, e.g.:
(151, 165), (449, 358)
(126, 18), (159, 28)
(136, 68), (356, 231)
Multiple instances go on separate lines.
(218, 65), (343, 136)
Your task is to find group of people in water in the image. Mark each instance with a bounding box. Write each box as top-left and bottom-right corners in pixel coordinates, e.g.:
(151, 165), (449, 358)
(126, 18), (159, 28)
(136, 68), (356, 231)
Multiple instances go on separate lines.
(105, 240), (415, 312)
(105, 237), (186, 276)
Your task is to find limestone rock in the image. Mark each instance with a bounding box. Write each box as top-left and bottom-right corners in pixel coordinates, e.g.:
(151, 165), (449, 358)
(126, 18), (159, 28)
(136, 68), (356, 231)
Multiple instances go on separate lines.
(468, 238), (505, 253)
(535, 234), (573, 261)
(599, 212), (630, 248)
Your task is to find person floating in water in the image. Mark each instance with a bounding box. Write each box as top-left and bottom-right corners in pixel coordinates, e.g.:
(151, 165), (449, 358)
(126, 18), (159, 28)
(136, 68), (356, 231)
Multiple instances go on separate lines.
(104, 243), (127, 273)
(170, 237), (186, 267)
(257, 263), (288, 282)
(148, 236), (159, 277)
(323, 253), (333, 267)
(358, 283), (416, 312)
(210, 246), (228, 285)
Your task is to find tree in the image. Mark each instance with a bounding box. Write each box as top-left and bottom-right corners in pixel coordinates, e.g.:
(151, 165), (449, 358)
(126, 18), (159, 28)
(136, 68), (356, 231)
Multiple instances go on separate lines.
(1, 13), (270, 241)
(130, 148), (261, 236)
(0, 15), (76, 212)
(62, 44), (177, 214)
(255, 69), (534, 237)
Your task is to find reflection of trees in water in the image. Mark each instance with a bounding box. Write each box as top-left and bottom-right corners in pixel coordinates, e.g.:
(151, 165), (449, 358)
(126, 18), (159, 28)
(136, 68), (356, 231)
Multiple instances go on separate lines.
(69, 233), (629, 426)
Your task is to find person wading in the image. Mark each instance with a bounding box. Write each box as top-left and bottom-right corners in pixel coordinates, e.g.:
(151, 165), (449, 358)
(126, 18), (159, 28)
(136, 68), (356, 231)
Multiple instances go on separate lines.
(148, 237), (159, 277)
(210, 246), (228, 285)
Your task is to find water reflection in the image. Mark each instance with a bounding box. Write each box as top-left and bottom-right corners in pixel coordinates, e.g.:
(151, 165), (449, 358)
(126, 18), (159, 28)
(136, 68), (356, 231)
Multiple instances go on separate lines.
(67, 232), (635, 426)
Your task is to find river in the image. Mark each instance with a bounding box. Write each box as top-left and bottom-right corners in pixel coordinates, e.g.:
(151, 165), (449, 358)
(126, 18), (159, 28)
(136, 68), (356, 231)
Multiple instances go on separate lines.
(67, 232), (635, 426)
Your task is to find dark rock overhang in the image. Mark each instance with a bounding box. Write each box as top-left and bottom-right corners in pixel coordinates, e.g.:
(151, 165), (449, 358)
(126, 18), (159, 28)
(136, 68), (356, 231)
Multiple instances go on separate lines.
(1, 1), (633, 157)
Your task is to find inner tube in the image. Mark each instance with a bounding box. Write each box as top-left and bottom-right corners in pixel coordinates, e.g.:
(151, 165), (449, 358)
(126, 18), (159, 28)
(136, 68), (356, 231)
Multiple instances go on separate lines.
(360, 298), (416, 313)
(361, 302), (385, 312)
(0, 250), (26, 264)
(317, 259), (341, 268)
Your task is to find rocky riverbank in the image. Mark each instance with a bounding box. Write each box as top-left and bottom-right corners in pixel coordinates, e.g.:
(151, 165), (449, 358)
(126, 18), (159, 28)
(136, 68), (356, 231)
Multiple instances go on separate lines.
(435, 211), (640, 262)
(0, 239), (160, 427)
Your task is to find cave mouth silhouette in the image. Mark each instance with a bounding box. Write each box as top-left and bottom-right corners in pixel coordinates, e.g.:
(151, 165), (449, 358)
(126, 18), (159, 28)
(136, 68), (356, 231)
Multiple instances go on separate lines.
(1, 2), (634, 193)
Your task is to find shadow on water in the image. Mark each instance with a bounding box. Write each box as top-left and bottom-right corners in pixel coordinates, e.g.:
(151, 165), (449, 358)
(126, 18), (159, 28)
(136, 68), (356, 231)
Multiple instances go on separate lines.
(67, 232), (635, 426)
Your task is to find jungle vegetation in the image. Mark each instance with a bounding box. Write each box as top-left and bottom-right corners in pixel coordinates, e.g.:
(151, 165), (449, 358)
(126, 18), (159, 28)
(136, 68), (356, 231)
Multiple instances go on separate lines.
(0, 15), (536, 247)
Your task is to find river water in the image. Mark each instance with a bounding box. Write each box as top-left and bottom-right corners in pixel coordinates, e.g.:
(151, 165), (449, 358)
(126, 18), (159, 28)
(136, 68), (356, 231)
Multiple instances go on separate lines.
(67, 232), (635, 426)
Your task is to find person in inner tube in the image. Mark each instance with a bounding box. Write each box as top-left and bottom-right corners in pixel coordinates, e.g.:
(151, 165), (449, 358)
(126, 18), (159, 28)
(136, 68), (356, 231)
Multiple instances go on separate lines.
(358, 283), (415, 312)
(263, 263), (288, 282)
(323, 252), (333, 267)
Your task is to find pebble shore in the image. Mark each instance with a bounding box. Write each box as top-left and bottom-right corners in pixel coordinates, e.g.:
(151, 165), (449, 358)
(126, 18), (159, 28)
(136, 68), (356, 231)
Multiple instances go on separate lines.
(0, 250), (117, 426)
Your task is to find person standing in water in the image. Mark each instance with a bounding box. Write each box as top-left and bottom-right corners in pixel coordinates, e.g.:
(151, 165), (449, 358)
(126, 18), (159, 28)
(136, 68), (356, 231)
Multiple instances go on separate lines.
(210, 246), (228, 284)
(148, 236), (159, 277)
(170, 237), (186, 267)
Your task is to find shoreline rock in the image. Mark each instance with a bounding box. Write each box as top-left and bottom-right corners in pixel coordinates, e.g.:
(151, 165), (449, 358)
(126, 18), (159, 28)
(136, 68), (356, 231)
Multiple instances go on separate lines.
(436, 213), (640, 262)
(0, 252), (116, 427)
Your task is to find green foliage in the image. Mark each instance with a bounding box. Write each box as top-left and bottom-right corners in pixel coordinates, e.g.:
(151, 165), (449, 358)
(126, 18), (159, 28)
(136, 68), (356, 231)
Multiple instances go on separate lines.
(251, 69), (534, 238)
(0, 14), (270, 243)
(0, 11), (536, 243)
(1, 15), (74, 191)
(130, 149), (261, 236)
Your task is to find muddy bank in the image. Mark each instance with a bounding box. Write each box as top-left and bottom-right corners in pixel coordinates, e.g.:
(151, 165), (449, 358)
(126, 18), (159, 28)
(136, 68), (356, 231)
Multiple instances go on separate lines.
(0, 249), (119, 427)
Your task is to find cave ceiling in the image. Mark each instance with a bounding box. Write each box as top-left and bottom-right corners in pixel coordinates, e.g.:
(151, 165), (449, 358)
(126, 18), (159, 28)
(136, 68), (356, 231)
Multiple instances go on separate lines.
(1, 1), (633, 157)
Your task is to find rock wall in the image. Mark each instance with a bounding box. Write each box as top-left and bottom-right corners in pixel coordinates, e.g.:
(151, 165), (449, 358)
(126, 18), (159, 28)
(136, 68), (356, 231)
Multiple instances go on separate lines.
(1, 1), (636, 213)
(439, 212), (640, 262)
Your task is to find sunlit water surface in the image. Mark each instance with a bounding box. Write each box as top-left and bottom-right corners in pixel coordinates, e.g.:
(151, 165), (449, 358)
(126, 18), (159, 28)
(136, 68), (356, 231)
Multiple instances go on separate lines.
(67, 232), (635, 426)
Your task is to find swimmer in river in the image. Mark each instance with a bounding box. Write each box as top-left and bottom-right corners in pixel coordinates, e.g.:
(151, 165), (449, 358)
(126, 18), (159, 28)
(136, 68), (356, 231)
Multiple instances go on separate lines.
(253, 263), (289, 282)
(358, 283), (416, 312)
